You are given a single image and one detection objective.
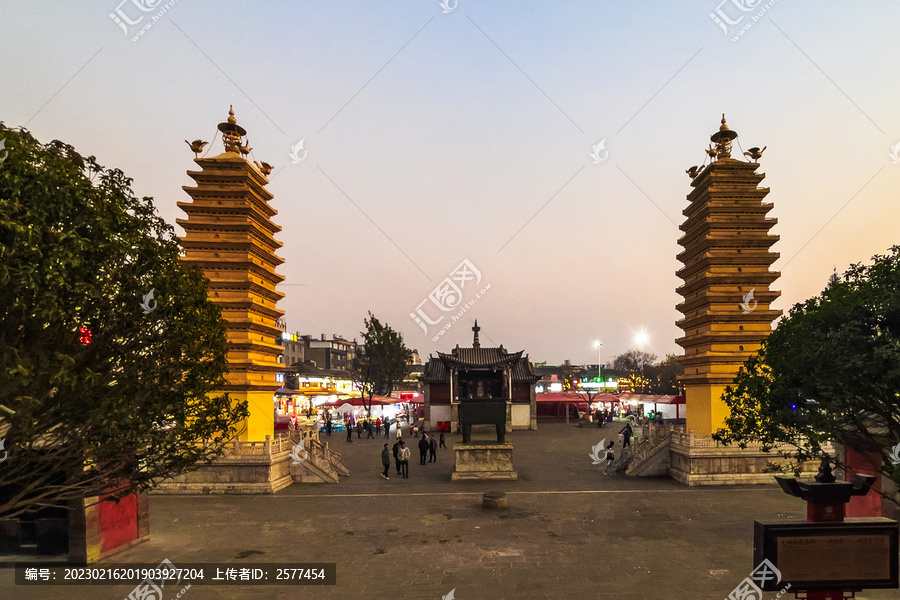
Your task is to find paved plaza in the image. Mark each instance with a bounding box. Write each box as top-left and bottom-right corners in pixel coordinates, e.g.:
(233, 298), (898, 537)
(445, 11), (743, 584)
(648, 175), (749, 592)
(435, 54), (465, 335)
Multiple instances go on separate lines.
(1, 421), (894, 599)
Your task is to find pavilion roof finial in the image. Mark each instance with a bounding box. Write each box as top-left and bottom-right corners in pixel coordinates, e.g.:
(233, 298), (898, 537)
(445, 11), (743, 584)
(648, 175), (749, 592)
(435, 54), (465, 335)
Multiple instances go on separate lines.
(472, 319), (481, 348)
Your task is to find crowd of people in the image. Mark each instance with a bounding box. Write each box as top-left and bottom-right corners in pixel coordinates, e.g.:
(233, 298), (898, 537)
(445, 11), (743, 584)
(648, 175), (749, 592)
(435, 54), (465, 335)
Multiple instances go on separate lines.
(382, 428), (445, 479)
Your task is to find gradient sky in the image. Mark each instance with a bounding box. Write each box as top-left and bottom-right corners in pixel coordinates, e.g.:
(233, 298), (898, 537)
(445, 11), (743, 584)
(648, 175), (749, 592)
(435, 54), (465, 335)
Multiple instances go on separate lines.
(3, 1), (899, 365)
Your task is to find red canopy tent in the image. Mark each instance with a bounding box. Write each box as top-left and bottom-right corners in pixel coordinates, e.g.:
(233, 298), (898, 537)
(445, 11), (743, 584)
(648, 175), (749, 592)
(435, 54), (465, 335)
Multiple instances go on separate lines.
(320, 397), (394, 408)
(535, 392), (590, 422)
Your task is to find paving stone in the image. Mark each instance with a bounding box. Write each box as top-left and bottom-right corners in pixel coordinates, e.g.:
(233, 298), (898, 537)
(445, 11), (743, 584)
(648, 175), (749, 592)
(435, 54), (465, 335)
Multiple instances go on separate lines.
(0, 422), (896, 598)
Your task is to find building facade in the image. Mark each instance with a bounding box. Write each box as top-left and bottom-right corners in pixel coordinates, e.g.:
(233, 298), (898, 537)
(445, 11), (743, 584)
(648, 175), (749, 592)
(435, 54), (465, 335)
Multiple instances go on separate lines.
(421, 322), (539, 432)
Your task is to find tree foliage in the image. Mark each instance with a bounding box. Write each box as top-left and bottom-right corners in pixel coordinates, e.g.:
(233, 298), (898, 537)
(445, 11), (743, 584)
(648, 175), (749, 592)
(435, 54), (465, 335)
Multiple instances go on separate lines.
(612, 350), (657, 392)
(714, 246), (900, 504)
(0, 125), (248, 518)
(349, 312), (411, 417)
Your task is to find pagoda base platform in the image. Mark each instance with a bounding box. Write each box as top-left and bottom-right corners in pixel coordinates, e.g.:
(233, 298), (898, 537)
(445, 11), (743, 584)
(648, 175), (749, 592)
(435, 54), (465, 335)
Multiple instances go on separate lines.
(153, 437), (293, 494)
(668, 430), (825, 486)
(451, 443), (518, 481)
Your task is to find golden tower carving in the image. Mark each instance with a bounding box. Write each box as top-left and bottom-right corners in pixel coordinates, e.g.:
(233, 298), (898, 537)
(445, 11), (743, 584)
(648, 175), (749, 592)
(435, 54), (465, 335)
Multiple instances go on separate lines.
(676, 116), (782, 436)
(177, 107), (285, 441)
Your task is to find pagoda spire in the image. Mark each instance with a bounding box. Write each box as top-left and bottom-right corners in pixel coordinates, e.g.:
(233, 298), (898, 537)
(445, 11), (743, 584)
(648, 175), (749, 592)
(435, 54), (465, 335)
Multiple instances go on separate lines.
(217, 105), (246, 155)
(710, 114), (738, 160)
(472, 320), (481, 348)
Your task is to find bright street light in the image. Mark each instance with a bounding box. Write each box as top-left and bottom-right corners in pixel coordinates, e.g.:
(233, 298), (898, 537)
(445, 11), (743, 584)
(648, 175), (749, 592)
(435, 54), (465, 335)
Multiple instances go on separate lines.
(635, 330), (649, 349)
(593, 340), (602, 382)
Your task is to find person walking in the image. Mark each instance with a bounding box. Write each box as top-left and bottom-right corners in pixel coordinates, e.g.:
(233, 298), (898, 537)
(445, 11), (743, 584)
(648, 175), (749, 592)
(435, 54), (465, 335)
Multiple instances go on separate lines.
(355, 421), (363, 439)
(398, 441), (410, 479)
(429, 433), (437, 463)
(392, 440), (401, 476)
(381, 444), (391, 479)
(603, 440), (616, 475)
(366, 419), (375, 439)
(383, 418), (391, 438)
(439, 432), (446, 449)
(396, 423), (403, 440)
(346, 423), (353, 443)
(619, 422), (633, 449)
(418, 434), (429, 465)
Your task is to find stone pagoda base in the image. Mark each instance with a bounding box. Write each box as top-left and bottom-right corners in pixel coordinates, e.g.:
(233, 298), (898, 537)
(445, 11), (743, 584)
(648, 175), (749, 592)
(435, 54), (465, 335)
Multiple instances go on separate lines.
(451, 443), (518, 481)
(668, 429), (825, 486)
(153, 436), (293, 494)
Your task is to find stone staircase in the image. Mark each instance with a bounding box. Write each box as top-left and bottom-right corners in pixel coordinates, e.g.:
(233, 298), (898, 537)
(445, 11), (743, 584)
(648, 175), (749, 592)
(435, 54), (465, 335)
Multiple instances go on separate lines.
(624, 420), (673, 477)
(286, 430), (350, 484)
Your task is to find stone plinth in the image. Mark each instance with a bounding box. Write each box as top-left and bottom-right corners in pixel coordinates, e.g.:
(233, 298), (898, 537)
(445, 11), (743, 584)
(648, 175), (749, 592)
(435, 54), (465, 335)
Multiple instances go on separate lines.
(451, 443), (517, 481)
(153, 436), (293, 494)
(668, 430), (825, 486)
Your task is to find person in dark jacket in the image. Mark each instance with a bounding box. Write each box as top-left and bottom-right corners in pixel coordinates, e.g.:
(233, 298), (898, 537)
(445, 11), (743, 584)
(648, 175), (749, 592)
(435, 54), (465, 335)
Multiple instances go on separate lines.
(619, 423), (634, 448)
(381, 444), (391, 479)
(428, 434), (437, 462)
(366, 419), (375, 439)
(418, 434), (430, 465)
(392, 440), (401, 475)
(439, 432), (446, 449)
(603, 440), (616, 475)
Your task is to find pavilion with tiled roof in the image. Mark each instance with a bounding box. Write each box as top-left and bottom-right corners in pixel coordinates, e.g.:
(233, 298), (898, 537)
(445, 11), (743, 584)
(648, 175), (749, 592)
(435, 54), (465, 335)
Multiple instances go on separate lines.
(421, 321), (540, 432)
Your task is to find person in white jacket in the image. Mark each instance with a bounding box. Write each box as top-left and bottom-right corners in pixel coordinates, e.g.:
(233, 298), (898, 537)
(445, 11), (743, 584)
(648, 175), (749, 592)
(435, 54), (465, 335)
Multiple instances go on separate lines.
(398, 441), (411, 479)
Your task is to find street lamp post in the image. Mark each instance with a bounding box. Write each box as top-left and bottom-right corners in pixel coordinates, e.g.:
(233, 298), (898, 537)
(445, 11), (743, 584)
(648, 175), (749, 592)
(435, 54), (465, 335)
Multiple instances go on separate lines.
(635, 330), (649, 394)
(593, 340), (602, 383)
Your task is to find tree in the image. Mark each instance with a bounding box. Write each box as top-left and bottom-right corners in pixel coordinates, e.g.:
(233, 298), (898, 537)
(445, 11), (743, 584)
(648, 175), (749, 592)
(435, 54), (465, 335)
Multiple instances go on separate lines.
(349, 312), (411, 418)
(0, 126), (248, 518)
(644, 354), (685, 395)
(612, 350), (657, 393)
(713, 246), (900, 507)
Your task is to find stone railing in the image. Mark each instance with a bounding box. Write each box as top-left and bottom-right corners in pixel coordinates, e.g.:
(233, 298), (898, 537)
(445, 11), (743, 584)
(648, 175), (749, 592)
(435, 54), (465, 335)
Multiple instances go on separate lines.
(218, 435), (293, 457)
(669, 430), (833, 457)
(627, 421), (673, 470)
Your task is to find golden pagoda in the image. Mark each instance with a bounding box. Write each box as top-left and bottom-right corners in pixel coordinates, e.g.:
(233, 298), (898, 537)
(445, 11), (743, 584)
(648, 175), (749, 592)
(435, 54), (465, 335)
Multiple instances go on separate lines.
(177, 107), (285, 442)
(675, 116), (782, 437)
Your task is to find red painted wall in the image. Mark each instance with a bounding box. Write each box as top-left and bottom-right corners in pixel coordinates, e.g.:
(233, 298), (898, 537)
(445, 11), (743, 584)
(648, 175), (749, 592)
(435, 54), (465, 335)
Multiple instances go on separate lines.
(98, 492), (139, 554)
(844, 446), (883, 518)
